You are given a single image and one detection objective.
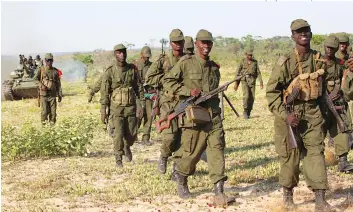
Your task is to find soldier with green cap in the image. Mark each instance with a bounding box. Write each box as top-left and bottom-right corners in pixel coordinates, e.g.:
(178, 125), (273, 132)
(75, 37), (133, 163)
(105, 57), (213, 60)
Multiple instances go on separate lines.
(336, 33), (351, 63)
(320, 35), (353, 173)
(135, 46), (153, 146)
(233, 47), (263, 119)
(163, 29), (235, 205)
(33, 53), (63, 124)
(266, 19), (335, 211)
(100, 44), (144, 168)
(145, 29), (185, 174)
(184, 36), (194, 56)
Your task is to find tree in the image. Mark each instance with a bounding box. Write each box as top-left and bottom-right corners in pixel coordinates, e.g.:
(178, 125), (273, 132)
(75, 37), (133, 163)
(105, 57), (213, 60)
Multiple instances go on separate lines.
(126, 43), (135, 50)
(311, 34), (326, 46)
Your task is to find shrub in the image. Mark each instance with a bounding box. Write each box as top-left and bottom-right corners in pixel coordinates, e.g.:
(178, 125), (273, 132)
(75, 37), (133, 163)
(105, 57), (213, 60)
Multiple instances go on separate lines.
(1, 116), (98, 161)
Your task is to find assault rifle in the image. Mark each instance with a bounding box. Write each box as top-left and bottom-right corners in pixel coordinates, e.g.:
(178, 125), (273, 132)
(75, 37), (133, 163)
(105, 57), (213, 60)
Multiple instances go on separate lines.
(284, 87), (299, 149)
(155, 79), (236, 132)
(324, 90), (350, 133)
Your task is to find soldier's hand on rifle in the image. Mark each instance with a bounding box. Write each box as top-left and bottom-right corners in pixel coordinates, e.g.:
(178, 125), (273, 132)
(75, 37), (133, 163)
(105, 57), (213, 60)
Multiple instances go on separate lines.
(286, 113), (299, 127)
(101, 113), (107, 124)
(260, 81), (264, 90)
(347, 58), (353, 72)
(233, 82), (239, 91)
(190, 88), (201, 97)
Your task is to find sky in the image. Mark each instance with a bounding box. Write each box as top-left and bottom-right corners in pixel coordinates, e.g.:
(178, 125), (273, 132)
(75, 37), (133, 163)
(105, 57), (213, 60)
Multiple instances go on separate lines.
(1, 0), (353, 55)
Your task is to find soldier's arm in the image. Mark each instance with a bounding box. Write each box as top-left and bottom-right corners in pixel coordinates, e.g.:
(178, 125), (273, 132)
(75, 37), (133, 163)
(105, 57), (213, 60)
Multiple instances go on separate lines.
(163, 62), (190, 97)
(100, 69), (112, 114)
(342, 69), (353, 100)
(256, 62), (263, 83)
(265, 61), (287, 121)
(91, 74), (104, 94)
(57, 74), (62, 97)
(234, 62), (243, 80)
(145, 58), (163, 88)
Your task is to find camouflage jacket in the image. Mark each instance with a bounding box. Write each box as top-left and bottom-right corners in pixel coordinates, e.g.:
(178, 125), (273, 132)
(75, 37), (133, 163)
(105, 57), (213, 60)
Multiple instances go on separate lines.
(100, 62), (144, 116)
(134, 58), (152, 85)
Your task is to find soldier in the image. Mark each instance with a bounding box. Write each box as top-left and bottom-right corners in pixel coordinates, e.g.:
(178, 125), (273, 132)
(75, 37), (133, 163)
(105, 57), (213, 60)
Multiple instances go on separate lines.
(163, 29), (235, 205)
(233, 47), (263, 119)
(320, 35), (353, 173)
(33, 53), (63, 124)
(100, 44), (144, 168)
(266, 19), (333, 211)
(336, 33), (351, 62)
(135, 46), (153, 146)
(35, 55), (43, 67)
(184, 36), (194, 56)
(145, 29), (185, 174)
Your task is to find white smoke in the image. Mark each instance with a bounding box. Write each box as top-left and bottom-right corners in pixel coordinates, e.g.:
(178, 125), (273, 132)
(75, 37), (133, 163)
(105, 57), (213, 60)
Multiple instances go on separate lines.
(54, 59), (87, 82)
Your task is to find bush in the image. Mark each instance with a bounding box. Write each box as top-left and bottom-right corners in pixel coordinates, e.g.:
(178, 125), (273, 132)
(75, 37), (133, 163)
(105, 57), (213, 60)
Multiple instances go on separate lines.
(1, 116), (98, 161)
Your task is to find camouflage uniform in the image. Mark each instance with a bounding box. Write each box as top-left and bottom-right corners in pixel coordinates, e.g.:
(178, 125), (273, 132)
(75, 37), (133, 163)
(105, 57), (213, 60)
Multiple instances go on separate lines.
(266, 19), (332, 211)
(321, 35), (353, 173)
(145, 29), (184, 174)
(33, 53), (62, 124)
(135, 46), (153, 144)
(164, 30), (233, 204)
(100, 44), (144, 167)
(234, 48), (263, 118)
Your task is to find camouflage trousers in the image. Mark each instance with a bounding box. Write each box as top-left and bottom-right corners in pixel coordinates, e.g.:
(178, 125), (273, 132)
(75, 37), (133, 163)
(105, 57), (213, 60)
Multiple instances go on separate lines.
(241, 81), (255, 111)
(273, 105), (328, 190)
(112, 114), (138, 156)
(138, 99), (153, 141)
(173, 115), (227, 184)
(40, 96), (57, 124)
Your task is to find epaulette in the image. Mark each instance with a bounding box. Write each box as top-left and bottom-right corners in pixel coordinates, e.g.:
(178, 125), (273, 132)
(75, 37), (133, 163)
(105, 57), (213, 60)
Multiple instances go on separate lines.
(276, 54), (290, 66)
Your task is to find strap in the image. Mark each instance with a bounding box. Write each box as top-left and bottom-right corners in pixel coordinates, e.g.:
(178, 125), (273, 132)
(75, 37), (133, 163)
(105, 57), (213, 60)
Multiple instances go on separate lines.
(294, 48), (304, 74)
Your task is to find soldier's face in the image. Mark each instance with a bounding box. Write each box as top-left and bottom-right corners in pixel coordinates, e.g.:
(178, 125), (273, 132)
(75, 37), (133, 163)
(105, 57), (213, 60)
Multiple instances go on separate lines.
(141, 55), (150, 63)
(292, 27), (312, 46)
(45, 59), (53, 67)
(324, 46), (338, 58)
(196, 40), (213, 57)
(339, 42), (349, 52)
(115, 50), (127, 62)
(246, 54), (253, 60)
(170, 40), (184, 51)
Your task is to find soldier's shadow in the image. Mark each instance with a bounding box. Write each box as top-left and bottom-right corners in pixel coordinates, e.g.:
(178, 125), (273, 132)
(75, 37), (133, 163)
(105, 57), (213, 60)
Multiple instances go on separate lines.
(224, 142), (273, 154)
(86, 151), (115, 158)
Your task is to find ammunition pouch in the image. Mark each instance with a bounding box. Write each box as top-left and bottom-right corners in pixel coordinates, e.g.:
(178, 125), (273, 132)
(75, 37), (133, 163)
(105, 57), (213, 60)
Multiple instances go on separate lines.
(283, 69), (324, 103)
(111, 87), (136, 106)
(185, 105), (211, 125)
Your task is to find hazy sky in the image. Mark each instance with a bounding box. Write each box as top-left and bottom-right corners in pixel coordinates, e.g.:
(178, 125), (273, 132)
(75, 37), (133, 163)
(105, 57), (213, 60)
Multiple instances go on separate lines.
(1, 1), (353, 55)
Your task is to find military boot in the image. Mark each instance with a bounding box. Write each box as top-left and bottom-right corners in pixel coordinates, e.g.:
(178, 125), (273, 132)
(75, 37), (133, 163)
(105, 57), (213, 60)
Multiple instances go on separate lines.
(213, 180), (236, 207)
(314, 190), (334, 212)
(283, 187), (295, 210)
(247, 109), (251, 118)
(243, 110), (249, 119)
(171, 163), (177, 181)
(123, 145), (132, 162)
(337, 153), (353, 173)
(158, 156), (168, 174)
(115, 155), (123, 168)
(174, 171), (190, 199)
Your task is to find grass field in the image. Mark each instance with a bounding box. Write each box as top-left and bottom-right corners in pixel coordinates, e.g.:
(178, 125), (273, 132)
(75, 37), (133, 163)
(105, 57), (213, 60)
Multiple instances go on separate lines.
(1, 68), (353, 212)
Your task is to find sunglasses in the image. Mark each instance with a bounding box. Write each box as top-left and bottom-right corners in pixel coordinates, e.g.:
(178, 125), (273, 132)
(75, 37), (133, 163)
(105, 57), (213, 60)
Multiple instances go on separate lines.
(45, 59), (53, 62)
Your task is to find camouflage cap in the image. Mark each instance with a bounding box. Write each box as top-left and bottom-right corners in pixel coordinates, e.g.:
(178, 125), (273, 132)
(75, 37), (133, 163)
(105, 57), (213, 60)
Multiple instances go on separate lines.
(45, 53), (53, 59)
(141, 46), (152, 57)
(290, 19), (310, 31)
(337, 34), (349, 43)
(184, 36), (194, 49)
(113, 44), (127, 51)
(244, 47), (254, 54)
(324, 35), (339, 48)
(196, 29), (213, 41)
(169, 29), (184, 42)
